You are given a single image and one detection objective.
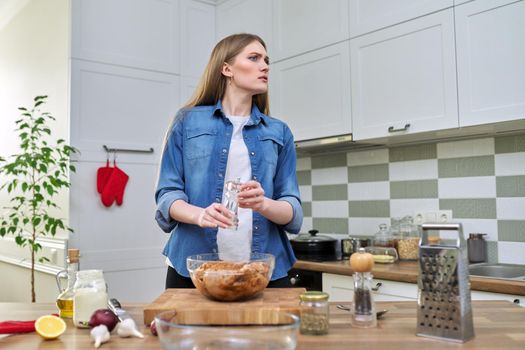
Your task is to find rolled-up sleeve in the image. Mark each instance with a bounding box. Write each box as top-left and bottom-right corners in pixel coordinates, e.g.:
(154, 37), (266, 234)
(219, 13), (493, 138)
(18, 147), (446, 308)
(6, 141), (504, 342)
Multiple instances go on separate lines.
(155, 114), (187, 233)
(278, 195), (302, 234)
(274, 125), (303, 234)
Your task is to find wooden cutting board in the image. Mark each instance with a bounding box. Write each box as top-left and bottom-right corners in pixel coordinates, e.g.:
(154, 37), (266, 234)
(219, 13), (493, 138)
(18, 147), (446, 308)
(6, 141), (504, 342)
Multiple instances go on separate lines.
(143, 288), (305, 325)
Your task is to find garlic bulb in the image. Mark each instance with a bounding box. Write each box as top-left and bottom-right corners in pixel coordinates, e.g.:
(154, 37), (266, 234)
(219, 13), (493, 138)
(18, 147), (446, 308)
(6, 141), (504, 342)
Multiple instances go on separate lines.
(90, 325), (110, 348)
(116, 318), (144, 338)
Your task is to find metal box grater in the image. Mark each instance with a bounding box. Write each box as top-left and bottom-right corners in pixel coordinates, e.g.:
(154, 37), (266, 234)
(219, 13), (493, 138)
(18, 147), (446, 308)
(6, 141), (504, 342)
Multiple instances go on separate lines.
(416, 223), (475, 343)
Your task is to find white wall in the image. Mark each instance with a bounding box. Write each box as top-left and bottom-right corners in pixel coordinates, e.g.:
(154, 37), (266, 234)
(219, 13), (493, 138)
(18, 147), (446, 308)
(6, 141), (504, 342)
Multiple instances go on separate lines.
(0, 0), (70, 302)
(0, 0), (70, 217)
(0, 262), (60, 302)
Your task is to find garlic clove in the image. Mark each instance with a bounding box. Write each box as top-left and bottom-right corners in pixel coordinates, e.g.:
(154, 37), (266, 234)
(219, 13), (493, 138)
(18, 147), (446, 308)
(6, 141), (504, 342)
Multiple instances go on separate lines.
(90, 324), (110, 348)
(116, 318), (144, 339)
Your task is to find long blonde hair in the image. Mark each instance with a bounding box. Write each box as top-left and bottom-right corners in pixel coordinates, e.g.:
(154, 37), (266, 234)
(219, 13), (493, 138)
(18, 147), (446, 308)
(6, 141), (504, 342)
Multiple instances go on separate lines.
(156, 34), (270, 187)
(184, 33), (270, 115)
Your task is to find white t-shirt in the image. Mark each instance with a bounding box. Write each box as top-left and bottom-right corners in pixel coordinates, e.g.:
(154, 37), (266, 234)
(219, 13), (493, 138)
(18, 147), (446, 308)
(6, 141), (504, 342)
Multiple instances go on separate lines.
(217, 115), (253, 261)
(166, 115), (253, 268)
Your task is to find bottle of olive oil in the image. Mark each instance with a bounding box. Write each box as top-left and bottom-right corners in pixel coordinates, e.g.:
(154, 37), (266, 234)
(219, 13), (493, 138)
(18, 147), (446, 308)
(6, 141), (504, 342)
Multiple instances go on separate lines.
(56, 249), (80, 318)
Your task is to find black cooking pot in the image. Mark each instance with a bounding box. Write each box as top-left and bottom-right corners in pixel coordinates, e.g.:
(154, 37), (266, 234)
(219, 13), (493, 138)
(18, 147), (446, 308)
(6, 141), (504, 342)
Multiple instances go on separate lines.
(290, 230), (338, 262)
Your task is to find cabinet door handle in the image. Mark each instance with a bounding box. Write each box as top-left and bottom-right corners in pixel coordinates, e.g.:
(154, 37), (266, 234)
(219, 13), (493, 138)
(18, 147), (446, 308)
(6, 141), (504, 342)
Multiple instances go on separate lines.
(371, 282), (382, 291)
(290, 274), (300, 286)
(388, 124), (410, 133)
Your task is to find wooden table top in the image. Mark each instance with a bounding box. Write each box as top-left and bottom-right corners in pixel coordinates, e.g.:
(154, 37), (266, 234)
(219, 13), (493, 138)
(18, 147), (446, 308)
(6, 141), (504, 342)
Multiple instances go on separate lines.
(1, 300), (524, 349)
(294, 260), (525, 296)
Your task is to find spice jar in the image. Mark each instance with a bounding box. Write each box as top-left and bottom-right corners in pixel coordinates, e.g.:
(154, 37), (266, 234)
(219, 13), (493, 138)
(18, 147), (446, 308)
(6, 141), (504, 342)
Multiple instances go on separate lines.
(299, 291), (329, 335)
(341, 237), (358, 258)
(73, 270), (108, 328)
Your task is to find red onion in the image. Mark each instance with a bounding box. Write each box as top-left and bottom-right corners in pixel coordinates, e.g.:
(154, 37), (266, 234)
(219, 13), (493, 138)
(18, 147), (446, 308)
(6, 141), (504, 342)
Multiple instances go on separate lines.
(149, 320), (158, 336)
(88, 309), (119, 332)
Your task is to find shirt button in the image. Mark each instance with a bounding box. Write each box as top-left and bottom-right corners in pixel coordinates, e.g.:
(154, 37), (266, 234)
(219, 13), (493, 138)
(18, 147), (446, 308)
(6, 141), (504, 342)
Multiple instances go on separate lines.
(222, 149), (227, 153)
(254, 226), (259, 230)
(250, 151), (255, 156)
(215, 198), (220, 202)
(212, 249), (217, 253)
(219, 173), (223, 177)
(252, 175), (257, 180)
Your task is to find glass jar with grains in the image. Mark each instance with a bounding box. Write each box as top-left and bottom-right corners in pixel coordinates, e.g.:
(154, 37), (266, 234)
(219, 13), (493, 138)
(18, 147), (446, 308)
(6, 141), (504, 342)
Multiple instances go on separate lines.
(396, 216), (419, 260)
(299, 291), (330, 335)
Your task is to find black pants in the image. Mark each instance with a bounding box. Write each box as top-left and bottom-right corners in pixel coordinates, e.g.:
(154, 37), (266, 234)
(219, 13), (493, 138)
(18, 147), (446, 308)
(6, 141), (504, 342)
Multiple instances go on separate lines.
(166, 266), (292, 289)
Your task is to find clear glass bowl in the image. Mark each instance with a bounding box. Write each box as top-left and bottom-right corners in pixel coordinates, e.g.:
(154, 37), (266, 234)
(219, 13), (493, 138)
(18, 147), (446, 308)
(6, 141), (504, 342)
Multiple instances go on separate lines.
(155, 310), (299, 350)
(187, 253), (275, 301)
(365, 246), (399, 264)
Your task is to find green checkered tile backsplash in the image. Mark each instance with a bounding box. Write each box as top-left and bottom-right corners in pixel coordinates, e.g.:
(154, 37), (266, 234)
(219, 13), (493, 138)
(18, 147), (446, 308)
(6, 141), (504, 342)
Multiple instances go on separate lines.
(297, 135), (525, 265)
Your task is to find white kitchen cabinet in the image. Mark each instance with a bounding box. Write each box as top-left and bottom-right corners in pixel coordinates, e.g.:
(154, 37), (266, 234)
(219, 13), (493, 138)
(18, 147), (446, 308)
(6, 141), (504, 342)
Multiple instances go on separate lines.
(67, 0), (212, 303)
(323, 273), (524, 305)
(272, 0), (349, 61)
(180, 0), (215, 79)
(350, 9), (458, 141)
(455, 0), (525, 127)
(270, 42), (352, 141)
(323, 273), (353, 302)
(68, 59), (180, 302)
(69, 60), (180, 163)
(71, 0), (181, 74)
(216, 0), (273, 54)
(349, 0), (453, 38)
(323, 273), (417, 302)
(471, 290), (523, 306)
(181, 76), (199, 106)
(454, 0), (474, 6)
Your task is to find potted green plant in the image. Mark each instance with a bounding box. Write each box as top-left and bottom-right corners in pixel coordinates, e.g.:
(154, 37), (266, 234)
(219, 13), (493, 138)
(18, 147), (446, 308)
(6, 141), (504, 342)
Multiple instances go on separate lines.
(0, 95), (78, 302)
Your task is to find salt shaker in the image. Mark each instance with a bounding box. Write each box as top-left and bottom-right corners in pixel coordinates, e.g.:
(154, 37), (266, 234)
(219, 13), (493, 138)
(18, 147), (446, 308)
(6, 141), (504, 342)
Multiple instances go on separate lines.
(222, 178), (241, 230)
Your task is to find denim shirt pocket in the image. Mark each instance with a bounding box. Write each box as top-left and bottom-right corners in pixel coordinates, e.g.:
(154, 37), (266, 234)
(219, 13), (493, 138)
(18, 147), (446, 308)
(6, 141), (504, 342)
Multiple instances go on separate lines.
(185, 128), (217, 159)
(258, 132), (283, 166)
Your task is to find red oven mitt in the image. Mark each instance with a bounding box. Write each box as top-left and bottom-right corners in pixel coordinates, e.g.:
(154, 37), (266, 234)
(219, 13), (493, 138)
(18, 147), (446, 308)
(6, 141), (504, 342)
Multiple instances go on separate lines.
(101, 165), (129, 207)
(96, 160), (114, 194)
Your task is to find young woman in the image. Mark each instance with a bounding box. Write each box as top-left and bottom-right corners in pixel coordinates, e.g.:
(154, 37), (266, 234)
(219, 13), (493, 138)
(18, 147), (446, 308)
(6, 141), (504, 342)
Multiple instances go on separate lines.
(155, 33), (302, 288)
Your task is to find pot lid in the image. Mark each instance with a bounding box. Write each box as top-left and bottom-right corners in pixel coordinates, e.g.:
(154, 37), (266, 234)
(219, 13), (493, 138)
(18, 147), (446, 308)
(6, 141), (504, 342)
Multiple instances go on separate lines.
(292, 230), (336, 243)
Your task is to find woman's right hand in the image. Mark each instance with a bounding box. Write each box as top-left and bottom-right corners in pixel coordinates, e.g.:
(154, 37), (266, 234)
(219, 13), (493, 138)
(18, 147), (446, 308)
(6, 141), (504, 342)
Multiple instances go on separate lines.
(197, 203), (233, 228)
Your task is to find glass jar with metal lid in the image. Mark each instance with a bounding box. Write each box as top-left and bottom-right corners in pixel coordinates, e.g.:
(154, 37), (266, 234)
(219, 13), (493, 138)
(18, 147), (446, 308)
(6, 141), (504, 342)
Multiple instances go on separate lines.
(299, 291), (329, 335)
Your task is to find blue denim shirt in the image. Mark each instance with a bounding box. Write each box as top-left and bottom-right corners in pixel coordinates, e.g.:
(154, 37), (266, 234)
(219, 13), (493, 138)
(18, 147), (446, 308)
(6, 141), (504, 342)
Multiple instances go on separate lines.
(155, 101), (303, 280)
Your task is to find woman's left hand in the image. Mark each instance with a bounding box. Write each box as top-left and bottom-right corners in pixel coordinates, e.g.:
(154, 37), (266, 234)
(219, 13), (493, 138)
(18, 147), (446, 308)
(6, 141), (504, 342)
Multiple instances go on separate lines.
(238, 181), (268, 212)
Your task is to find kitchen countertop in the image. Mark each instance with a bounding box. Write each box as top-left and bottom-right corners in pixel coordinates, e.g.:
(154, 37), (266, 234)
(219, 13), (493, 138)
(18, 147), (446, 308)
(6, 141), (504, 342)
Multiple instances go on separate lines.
(294, 260), (525, 296)
(1, 301), (524, 349)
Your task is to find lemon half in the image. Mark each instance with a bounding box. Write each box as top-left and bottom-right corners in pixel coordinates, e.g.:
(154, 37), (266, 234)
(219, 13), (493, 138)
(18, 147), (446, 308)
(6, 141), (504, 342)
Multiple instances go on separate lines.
(35, 315), (67, 340)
